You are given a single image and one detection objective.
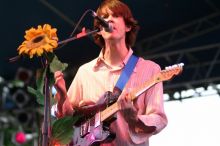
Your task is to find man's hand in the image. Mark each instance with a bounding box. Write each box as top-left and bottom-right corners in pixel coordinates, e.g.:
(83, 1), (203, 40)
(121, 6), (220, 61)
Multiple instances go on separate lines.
(54, 71), (67, 102)
(79, 100), (96, 107)
(54, 71), (68, 118)
(118, 93), (138, 124)
(118, 93), (156, 134)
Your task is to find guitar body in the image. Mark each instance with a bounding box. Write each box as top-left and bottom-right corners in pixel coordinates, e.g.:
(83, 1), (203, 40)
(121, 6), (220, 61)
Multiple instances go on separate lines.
(70, 120), (116, 146)
(68, 91), (117, 146)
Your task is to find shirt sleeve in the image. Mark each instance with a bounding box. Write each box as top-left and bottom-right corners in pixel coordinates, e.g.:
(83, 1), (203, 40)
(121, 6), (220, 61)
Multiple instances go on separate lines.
(128, 62), (168, 144)
(67, 67), (84, 107)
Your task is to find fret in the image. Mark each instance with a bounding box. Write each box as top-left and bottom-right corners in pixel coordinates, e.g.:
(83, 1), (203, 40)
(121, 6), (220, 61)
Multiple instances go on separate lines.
(101, 102), (119, 122)
(133, 76), (159, 98)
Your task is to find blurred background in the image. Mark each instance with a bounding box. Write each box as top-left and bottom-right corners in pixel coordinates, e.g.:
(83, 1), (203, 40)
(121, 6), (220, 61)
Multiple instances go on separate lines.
(0, 0), (220, 145)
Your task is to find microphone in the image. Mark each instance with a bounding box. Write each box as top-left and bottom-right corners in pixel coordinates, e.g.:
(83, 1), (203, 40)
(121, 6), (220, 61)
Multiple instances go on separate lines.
(92, 11), (113, 32)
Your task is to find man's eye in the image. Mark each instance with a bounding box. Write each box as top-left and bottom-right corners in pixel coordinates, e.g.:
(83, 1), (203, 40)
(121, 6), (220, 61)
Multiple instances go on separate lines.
(102, 15), (109, 19)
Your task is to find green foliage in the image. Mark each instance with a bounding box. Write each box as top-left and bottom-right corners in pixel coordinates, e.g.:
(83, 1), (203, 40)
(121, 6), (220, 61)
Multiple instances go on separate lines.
(50, 55), (68, 73)
(26, 53), (74, 145)
(27, 86), (45, 105)
(51, 116), (80, 145)
(27, 54), (68, 106)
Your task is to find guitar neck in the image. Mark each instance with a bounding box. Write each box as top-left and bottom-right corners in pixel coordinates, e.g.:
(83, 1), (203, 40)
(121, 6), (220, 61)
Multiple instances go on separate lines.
(100, 102), (119, 122)
(100, 74), (161, 122)
(100, 63), (184, 122)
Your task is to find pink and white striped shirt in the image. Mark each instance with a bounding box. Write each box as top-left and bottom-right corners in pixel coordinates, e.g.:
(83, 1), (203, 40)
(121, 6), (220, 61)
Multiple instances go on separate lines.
(67, 49), (167, 146)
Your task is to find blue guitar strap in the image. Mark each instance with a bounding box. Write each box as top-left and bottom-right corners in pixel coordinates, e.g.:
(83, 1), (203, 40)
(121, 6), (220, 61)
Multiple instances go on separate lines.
(114, 54), (139, 94)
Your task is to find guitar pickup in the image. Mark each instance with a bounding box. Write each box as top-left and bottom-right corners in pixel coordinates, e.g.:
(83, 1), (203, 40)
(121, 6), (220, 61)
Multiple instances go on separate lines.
(80, 120), (90, 137)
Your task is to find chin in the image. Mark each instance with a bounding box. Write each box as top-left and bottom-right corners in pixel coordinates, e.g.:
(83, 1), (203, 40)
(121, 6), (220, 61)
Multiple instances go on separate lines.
(103, 34), (115, 40)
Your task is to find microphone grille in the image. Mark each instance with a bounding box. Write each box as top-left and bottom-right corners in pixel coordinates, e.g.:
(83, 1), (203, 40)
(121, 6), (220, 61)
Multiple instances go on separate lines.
(104, 24), (113, 33)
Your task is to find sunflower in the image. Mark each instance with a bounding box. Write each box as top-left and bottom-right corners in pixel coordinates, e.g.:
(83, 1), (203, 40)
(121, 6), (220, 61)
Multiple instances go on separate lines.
(17, 24), (58, 58)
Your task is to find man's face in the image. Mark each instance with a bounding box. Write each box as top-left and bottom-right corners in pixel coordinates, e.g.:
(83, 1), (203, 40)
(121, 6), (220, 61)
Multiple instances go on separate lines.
(99, 7), (131, 41)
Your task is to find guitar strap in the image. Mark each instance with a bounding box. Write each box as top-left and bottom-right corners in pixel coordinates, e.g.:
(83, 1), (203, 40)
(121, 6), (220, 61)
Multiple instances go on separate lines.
(113, 54), (139, 95)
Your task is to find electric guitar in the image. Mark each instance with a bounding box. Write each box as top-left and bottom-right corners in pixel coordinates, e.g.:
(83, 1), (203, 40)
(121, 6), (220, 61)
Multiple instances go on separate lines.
(70, 63), (184, 146)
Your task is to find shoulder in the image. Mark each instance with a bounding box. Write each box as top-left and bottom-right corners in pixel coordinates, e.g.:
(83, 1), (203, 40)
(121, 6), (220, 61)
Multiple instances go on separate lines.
(77, 58), (98, 73)
(137, 57), (161, 71)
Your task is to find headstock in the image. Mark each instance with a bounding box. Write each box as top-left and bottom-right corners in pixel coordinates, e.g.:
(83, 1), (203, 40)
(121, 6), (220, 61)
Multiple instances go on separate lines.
(159, 63), (184, 81)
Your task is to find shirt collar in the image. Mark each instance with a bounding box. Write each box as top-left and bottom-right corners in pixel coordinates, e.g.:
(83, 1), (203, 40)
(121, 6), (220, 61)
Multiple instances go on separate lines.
(93, 48), (106, 69)
(93, 48), (136, 72)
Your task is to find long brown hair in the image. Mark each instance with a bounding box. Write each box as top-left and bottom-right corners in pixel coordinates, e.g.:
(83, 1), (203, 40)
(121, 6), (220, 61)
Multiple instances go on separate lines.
(93, 0), (140, 49)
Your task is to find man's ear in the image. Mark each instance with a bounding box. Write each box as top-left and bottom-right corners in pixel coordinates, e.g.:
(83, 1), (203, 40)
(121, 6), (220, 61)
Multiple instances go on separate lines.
(97, 30), (102, 35)
(126, 26), (131, 32)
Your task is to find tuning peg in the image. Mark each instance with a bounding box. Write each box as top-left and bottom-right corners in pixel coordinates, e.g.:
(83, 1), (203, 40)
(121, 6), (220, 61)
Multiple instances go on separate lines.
(178, 63), (184, 67)
(171, 64), (178, 68)
(165, 63), (184, 70)
(165, 66), (169, 70)
(165, 66), (171, 70)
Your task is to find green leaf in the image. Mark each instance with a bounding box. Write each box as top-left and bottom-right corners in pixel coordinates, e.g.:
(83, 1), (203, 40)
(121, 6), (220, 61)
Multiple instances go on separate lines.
(51, 116), (80, 145)
(9, 79), (24, 88)
(27, 86), (44, 105)
(50, 55), (68, 73)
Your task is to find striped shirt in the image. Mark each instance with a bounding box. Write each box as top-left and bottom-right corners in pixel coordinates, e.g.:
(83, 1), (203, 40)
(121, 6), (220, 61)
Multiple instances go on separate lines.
(67, 49), (167, 146)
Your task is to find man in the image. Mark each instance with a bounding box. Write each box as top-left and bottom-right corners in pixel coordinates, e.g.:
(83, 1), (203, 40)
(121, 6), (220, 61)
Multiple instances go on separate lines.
(54, 0), (167, 145)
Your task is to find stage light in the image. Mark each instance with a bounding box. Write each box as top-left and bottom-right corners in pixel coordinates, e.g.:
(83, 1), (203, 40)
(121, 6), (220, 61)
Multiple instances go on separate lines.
(15, 68), (33, 85)
(14, 110), (32, 126)
(173, 92), (181, 99)
(12, 89), (30, 108)
(163, 93), (170, 101)
(12, 131), (38, 145)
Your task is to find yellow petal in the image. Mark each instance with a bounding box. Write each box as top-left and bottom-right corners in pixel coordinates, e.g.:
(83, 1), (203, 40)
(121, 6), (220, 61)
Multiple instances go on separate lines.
(25, 28), (37, 40)
(43, 24), (51, 31)
(43, 43), (53, 52)
(29, 48), (37, 57)
(49, 40), (58, 48)
(17, 44), (26, 51)
(36, 47), (44, 56)
(37, 25), (43, 31)
(24, 47), (31, 53)
(18, 24), (58, 58)
(18, 47), (26, 55)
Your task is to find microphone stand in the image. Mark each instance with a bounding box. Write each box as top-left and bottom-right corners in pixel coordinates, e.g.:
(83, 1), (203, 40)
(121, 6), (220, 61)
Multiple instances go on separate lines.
(41, 28), (100, 146)
(58, 28), (100, 45)
(42, 64), (50, 146)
